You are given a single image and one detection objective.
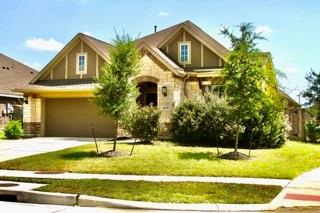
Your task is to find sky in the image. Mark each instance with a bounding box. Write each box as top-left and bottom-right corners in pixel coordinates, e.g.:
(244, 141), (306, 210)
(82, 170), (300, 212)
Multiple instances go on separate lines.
(0, 0), (319, 103)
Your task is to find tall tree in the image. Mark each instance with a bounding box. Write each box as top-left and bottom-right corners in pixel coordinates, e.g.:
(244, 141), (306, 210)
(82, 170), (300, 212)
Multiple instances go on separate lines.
(221, 23), (267, 155)
(303, 68), (320, 122)
(94, 33), (141, 152)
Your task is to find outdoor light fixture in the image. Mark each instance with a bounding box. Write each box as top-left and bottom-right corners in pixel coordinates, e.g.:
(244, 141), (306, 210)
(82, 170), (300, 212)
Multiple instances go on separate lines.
(161, 86), (167, 97)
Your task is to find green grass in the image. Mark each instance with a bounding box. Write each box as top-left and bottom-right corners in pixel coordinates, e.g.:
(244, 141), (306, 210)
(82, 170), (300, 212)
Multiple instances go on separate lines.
(0, 131), (5, 139)
(0, 177), (281, 204)
(0, 141), (319, 179)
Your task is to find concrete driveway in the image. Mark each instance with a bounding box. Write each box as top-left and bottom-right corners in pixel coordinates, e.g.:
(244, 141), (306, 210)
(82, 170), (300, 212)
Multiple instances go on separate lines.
(0, 137), (93, 162)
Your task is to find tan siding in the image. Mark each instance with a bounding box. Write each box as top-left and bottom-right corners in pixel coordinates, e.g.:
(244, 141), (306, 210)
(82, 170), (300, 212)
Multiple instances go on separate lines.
(203, 46), (220, 67)
(82, 42), (96, 78)
(52, 58), (66, 79)
(98, 56), (106, 77)
(167, 31), (183, 63)
(164, 29), (221, 68)
(68, 42), (81, 79)
(185, 31), (201, 68)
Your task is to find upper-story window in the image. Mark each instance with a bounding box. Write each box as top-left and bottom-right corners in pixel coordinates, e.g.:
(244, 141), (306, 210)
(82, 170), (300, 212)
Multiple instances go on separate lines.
(178, 42), (191, 64)
(76, 53), (87, 74)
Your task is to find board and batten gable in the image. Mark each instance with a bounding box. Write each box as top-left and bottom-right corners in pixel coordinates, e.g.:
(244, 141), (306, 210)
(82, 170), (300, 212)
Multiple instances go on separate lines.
(38, 37), (108, 82)
(160, 29), (223, 69)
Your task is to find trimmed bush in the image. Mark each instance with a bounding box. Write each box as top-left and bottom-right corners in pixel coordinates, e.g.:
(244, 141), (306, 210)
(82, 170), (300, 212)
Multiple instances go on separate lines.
(4, 120), (24, 139)
(170, 100), (206, 144)
(124, 107), (160, 143)
(305, 122), (320, 143)
(171, 98), (234, 146)
(171, 97), (286, 149)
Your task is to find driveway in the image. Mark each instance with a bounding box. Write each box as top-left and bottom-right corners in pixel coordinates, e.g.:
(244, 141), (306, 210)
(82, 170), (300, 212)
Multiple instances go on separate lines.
(0, 137), (93, 162)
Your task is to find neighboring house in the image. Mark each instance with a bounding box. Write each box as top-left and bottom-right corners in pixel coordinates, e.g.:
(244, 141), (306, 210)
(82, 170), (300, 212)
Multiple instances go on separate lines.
(0, 53), (38, 130)
(16, 20), (304, 139)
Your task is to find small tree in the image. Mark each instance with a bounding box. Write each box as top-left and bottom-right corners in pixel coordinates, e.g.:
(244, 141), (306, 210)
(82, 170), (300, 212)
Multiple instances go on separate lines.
(94, 33), (140, 152)
(303, 68), (320, 122)
(221, 23), (267, 157)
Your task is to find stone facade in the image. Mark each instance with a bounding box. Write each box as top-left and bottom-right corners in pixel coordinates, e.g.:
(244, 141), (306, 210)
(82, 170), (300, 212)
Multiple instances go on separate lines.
(135, 52), (184, 123)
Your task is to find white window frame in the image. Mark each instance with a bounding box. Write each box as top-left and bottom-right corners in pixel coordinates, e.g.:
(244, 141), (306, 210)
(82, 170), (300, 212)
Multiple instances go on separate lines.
(76, 52), (87, 74)
(178, 41), (191, 65)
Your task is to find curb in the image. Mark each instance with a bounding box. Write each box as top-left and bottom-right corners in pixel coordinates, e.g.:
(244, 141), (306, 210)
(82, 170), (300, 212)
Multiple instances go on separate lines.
(16, 190), (78, 206)
(0, 187), (281, 212)
(78, 195), (280, 212)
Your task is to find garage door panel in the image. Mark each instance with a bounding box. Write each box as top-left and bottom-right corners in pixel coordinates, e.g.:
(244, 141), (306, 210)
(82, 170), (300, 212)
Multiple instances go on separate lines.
(45, 98), (115, 137)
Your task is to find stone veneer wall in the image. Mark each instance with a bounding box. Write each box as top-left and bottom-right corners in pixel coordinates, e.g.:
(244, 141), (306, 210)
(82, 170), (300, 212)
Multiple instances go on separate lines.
(137, 52), (184, 123)
(23, 96), (42, 137)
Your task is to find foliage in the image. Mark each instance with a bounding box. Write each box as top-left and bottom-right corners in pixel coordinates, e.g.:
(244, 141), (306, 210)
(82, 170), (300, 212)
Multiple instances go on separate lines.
(94, 33), (141, 151)
(3, 120), (24, 139)
(303, 68), (320, 122)
(221, 23), (282, 152)
(241, 97), (286, 148)
(123, 107), (160, 143)
(305, 122), (320, 143)
(170, 97), (234, 146)
(171, 100), (206, 144)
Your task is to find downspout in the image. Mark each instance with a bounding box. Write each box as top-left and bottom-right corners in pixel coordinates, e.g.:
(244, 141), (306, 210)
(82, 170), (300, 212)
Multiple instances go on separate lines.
(183, 73), (190, 98)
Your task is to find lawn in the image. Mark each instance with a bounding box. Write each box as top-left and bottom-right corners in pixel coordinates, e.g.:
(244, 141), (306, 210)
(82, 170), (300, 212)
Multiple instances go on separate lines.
(0, 141), (319, 179)
(0, 131), (5, 139)
(0, 177), (281, 204)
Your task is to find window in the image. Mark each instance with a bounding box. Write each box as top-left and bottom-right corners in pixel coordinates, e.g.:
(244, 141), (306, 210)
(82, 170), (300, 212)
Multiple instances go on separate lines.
(76, 53), (87, 74)
(179, 42), (191, 64)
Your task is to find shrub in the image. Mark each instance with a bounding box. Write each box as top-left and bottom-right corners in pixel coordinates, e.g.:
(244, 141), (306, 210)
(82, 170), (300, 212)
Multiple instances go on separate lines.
(171, 98), (234, 146)
(4, 120), (24, 139)
(170, 100), (206, 144)
(241, 98), (286, 148)
(123, 107), (160, 143)
(171, 96), (286, 149)
(305, 122), (320, 143)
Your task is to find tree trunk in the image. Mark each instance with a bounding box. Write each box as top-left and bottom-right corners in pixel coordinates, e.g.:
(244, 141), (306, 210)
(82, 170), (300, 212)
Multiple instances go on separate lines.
(113, 119), (118, 151)
(235, 122), (240, 153)
(235, 113), (240, 153)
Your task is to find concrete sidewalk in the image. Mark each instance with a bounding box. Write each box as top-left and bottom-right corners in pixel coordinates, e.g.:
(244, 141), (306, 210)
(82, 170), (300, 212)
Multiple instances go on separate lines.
(272, 168), (320, 208)
(1, 168), (320, 211)
(0, 169), (290, 186)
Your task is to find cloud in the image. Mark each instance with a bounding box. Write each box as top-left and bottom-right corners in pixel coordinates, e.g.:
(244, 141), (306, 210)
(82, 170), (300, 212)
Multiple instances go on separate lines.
(158, 11), (169, 17)
(24, 61), (42, 70)
(255, 25), (272, 34)
(24, 38), (64, 51)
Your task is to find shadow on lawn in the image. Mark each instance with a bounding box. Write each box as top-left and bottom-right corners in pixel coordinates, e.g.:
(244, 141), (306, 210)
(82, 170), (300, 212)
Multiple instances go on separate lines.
(178, 152), (220, 161)
(59, 151), (97, 159)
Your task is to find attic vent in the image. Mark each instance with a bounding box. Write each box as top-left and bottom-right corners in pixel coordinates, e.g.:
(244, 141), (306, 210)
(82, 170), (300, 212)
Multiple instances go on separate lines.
(2, 66), (9, 70)
(154, 25), (157, 33)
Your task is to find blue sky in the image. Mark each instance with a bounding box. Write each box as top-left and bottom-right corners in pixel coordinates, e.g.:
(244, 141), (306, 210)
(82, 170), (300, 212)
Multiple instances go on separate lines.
(0, 0), (319, 103)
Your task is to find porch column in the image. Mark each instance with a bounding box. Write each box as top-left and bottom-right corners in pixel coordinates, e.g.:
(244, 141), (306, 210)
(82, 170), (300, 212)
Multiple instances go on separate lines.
(23, 96), (42, 137)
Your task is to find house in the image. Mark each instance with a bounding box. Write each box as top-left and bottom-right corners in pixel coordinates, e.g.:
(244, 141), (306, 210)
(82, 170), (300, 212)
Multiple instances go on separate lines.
(0, 53), (38, 130)
(16, 20), (304, 139)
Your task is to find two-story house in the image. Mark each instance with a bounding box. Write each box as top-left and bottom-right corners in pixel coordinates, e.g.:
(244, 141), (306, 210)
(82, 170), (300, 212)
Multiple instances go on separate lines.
(16, 21), (305, 139)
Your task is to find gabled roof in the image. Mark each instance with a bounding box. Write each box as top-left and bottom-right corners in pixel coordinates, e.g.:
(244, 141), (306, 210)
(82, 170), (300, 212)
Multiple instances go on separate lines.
(137, 20), (229, 59)
(137, 41), (186, 77)
(30, 33), (113, 84)
(0, 53), (38, 97)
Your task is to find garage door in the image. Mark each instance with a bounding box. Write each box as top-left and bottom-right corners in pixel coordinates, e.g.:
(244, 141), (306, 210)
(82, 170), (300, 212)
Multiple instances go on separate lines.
(45, 98), (115, 137)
